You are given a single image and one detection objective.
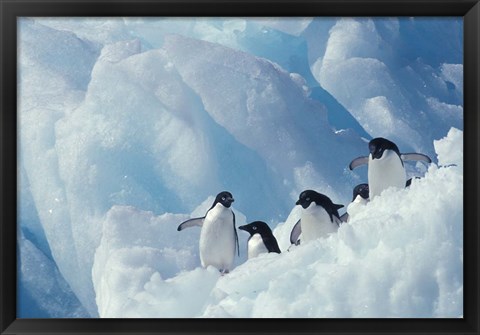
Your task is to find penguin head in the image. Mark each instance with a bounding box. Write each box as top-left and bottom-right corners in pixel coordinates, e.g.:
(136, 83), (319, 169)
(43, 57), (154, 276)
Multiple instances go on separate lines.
(214, 191), (234, 208)
(296, 190), (324, 209)
(352, 183), (369, 201)
(296, 190), (344, 218)
(368, 137), (400, 160)
(238, 221), (272, 237)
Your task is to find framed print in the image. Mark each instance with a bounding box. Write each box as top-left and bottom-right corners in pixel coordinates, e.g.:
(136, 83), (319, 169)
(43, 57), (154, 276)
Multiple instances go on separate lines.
(1, 0), (479, 334)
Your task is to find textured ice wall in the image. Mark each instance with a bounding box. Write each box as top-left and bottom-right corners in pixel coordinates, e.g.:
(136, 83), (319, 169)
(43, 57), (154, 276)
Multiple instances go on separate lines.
(310, 18), (463, 156)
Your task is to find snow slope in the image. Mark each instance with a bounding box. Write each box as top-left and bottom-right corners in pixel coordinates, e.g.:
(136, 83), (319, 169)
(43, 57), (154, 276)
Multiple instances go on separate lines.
(17, 17), (463, 318)
(92, 129), (463, 318)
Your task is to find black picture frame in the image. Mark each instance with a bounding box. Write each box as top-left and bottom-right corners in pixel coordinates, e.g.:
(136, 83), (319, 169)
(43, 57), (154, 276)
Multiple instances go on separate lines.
(1, 0), (479, 334)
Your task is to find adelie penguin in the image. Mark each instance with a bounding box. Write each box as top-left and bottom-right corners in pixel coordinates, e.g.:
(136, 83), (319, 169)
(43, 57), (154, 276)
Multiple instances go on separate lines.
(340, 183), (369, 222)
(177, 191), (239, 274)
(238, 221), (281, 259)
(290, 190), (344, 246)
(349, 137), (432, 199)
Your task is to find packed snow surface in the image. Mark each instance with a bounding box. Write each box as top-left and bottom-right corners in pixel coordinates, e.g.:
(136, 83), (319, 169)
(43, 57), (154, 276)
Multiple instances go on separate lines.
(93, 128), (463, 318)
(17, 17), (463, 318)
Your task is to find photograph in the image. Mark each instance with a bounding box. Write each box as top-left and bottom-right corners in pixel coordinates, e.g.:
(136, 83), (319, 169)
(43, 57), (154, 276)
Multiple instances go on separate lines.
(16, 15), (465, 319)
(1, 0), (479, 334)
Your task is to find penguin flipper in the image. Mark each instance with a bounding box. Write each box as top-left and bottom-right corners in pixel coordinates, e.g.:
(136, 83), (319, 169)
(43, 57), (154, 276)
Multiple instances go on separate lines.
(339, 212), (349, 223)
(289, 219), (302, 245)
(265, 236), (281, 254)
(349, 156), (369, 170)
(333, 215), (343, 227)
(177, 217), (204, 231)
(406, 177), (421, 187)
(401, 153), (432, 164)
(233, 211), (239, 256)
(406, 178), (412, 187)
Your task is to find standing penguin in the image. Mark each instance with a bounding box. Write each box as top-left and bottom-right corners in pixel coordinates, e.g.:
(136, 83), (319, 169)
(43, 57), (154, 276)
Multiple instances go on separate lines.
(238, 221), (281, 259)
(177, 191), (239, 274)
(349, 137), (431, 199)
(290, 190), (344, 246)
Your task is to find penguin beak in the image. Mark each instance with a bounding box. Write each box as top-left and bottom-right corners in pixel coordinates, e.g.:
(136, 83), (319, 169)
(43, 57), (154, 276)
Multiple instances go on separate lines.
(227, 197), (234, 203)
(238, 225), (246, 231)
(296, 200), (309, 209)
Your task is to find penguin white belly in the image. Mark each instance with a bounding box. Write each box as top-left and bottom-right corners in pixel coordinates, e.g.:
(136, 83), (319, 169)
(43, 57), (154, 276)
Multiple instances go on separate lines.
(199, 204), (235, 271)
(346, 195), (368, 221)
(247, 234), (269, 259)
(368, 150), (406, 199)
(301, 205), (338, 243)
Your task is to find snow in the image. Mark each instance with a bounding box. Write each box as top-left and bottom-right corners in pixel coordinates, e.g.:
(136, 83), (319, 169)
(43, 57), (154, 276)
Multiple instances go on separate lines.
(17, 17), (463, 318)
(91, 128), (462, 317)
(433, 127), (463, 167)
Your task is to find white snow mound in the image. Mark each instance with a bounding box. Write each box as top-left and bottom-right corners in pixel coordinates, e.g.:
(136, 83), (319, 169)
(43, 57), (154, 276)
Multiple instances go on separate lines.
(92, 129), (463, 318)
